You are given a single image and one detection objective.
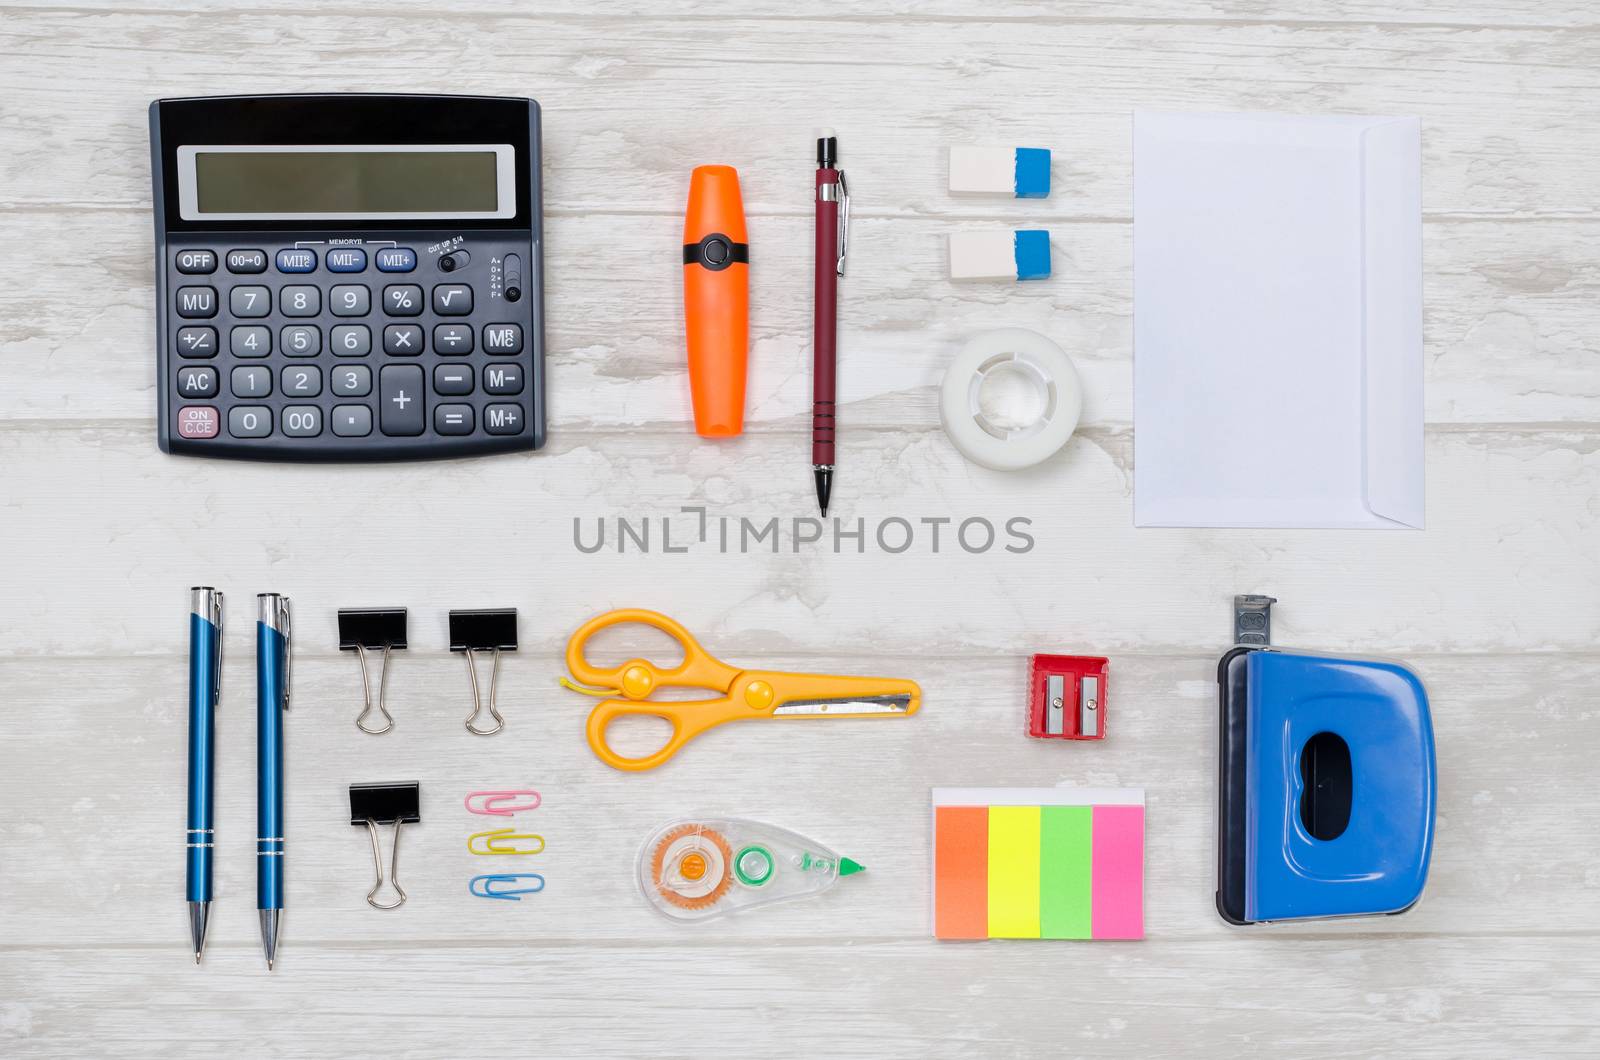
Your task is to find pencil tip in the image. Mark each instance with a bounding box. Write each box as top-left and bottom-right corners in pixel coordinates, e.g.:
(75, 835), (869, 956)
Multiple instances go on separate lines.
(813, 467), (833, 518)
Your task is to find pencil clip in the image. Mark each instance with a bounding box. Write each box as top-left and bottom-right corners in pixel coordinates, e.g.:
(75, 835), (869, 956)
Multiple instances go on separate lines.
(202, 587), (224, 701)
(468, 827), (544, 856)
(349, 782), (420, 910)
(450, 609), (518, 736)
(260, 593), (292, 712)
(836, 169), (850, 277)
(469, 874), (545, 901)
(465, 790), (542, 816)
(339, 608), (408, 735)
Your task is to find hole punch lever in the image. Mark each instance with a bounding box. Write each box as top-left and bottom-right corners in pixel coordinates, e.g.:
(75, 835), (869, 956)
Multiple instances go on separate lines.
(450, 609), (519, 736)
(349, 782), (420, 910)
(338, 609), (408, 735)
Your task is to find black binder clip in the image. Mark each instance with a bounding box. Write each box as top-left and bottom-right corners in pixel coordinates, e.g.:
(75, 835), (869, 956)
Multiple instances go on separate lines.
(450, 609), (518, 736)
(338, 608), (408, 735)
(349, 782), (420, 910)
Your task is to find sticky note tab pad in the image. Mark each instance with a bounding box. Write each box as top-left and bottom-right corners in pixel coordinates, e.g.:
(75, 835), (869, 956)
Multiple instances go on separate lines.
(932, 788), (1144, 940)
(949, 146), (1052, 198)
(948, 230), (1052, 282)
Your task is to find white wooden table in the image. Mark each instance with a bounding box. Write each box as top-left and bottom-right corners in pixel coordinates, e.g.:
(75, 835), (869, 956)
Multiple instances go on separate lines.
(3, 2), (1598, 1056)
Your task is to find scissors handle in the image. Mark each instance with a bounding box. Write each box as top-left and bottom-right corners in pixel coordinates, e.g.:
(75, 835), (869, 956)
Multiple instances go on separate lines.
(586, 696), (736, 772)
(565, 609), (739, 698)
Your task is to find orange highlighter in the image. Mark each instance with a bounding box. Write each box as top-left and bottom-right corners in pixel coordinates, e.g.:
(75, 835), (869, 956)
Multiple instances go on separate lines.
(682, 165), (749, 437)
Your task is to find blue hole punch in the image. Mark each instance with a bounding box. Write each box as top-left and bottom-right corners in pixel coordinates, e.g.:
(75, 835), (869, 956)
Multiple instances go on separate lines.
(469, 873), (545, 902)
(1217, 596), (1437, 925)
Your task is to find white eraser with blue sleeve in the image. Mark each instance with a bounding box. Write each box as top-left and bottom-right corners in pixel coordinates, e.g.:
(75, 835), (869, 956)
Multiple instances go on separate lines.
(948, 146), (1051, 198)
(948, 230), (1052, 281)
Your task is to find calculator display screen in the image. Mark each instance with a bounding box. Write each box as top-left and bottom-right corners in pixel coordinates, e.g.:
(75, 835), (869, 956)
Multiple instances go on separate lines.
(176, 144), (516, 220)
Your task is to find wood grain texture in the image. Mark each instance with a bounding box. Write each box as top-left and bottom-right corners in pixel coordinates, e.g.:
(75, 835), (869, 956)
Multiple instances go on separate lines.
(2, 1), (1598, 1056)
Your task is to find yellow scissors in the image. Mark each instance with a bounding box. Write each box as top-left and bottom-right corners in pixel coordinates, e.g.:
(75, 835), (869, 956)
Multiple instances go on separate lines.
(563, 609), (921, 771)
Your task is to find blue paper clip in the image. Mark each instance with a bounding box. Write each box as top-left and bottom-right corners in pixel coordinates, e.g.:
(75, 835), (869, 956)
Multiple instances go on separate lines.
(469, 873), (545, 901)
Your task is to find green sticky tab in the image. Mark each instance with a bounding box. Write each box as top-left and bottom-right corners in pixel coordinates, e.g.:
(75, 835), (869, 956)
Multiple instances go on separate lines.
(1039, 805), (1092, 938)
(839, 857), (865, 877)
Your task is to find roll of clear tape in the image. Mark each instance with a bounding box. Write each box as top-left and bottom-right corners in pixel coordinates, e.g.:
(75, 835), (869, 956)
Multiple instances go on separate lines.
(938, 328), (1082, 470)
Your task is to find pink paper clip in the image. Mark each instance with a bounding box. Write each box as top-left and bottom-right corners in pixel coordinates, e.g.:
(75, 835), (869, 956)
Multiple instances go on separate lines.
(465, 790), (542, 816)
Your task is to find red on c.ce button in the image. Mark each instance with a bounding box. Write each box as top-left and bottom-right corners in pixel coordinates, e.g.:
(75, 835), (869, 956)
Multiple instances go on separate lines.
(178, 405), (219, 439)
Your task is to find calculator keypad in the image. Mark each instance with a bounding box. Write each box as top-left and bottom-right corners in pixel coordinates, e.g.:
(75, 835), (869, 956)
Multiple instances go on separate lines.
(163, 234), (539, 458)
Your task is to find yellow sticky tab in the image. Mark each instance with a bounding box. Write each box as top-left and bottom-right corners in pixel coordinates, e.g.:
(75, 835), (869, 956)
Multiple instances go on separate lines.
(987, 805), (1042, 938)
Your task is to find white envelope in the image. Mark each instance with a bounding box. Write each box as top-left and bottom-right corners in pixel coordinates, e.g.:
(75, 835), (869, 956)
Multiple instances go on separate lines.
(1132, 111), (1424, 529)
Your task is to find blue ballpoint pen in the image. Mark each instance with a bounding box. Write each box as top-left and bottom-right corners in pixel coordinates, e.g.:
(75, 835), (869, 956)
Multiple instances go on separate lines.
(256, 593), (291, 971)
(186, 587), (223, 962)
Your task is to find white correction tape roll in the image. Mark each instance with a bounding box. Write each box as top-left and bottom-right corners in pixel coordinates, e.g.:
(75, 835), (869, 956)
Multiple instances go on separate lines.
(938, 328), (1083, 471)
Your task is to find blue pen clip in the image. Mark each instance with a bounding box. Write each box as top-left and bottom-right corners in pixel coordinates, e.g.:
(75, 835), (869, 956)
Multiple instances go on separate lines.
(469, 873), (545, 901)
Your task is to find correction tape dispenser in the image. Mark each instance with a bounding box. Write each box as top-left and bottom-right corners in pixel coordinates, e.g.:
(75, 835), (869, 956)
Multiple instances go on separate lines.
(638, 817), (864, 923)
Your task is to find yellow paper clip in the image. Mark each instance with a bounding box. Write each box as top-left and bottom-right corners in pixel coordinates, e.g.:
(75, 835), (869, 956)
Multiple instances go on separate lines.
(467, 827), (545, 856)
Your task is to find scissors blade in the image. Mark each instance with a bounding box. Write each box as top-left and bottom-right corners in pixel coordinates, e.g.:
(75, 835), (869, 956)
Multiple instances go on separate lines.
(773, 694), (915, 716)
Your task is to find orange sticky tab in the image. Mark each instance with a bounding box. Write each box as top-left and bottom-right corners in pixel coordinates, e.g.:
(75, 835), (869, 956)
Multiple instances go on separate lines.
(934, 806), (989, 939)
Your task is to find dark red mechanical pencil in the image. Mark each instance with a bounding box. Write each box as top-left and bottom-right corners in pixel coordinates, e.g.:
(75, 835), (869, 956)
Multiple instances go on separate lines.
(813, 130), (848, 516)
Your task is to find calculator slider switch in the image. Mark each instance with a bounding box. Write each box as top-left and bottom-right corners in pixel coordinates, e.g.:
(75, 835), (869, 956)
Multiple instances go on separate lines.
(438, 250), (470, 273)
(503, 254), (523, 303)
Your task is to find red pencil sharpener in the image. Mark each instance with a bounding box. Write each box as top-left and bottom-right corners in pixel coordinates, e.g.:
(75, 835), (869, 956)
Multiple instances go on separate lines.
(1027, 654), (1109, 741)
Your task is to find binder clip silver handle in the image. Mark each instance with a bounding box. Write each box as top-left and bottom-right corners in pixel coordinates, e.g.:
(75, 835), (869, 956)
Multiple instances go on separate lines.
(354, 643), (396, 736)
(463, 648), (505, 736)
(361, 817), (408, 910)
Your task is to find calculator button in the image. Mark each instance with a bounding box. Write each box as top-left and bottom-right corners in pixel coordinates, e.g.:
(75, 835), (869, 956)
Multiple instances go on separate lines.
(434, 364), (473, 395)
(433, 324), (474, 355)
(380, 366), (425, 436)
(484, 403), (525, 435)
(231, 325), (271, 357)
(331, 325), (371, 357)
(432, 284), (474, 315)
(227, 249), (268, 273)
(434, 403), (475, 435)
(176, 405), (220, 439)
(176, 286), (218, 318)
(229, 285), (271, 318)
(177, 366), (218, 398)
(228, 406), (273, 438)
(176, 249), (216, 274)
(375, 247), (417, 272)
(330, 284), (371, 317)
(383, 285), (424, 316)
(483, 323), (523, 354)
(281, 325), (322, 357)
(325, 247), (368, 273)
(383, 325), (423, 356)
(332, 404), (373, 437)
(276, 248), (317, 273)
(176, 326), (217, 358)
(280, 285), (321, 317)
(281, 364), (323, 397)
(332, 364), (373, 397)
(231, 365), (272, 398)
(483, 362), (524, 395)
(281, 405), (323, 438)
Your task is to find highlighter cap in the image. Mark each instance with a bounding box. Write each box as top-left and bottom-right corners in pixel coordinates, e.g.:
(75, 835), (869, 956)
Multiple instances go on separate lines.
(684, 165), (748, 242)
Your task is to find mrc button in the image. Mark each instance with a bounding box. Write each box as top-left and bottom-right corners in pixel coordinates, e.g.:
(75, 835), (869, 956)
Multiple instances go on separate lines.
(276, 248), (317, 273)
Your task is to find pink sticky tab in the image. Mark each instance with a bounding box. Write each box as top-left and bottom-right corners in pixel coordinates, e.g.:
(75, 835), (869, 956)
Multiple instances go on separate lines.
(1090, 804), (1144, 939)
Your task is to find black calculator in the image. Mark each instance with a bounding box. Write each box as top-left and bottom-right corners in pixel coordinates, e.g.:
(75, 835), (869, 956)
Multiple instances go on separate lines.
(149, 94), (545, 460)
